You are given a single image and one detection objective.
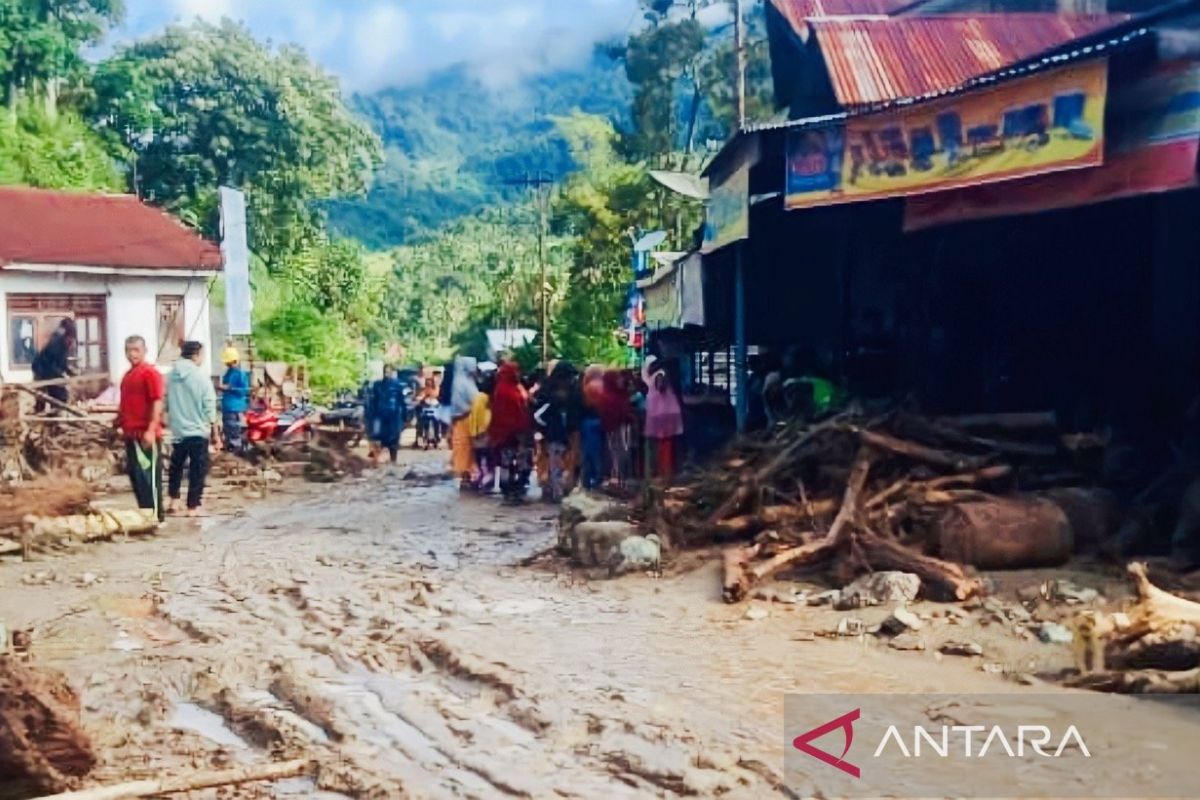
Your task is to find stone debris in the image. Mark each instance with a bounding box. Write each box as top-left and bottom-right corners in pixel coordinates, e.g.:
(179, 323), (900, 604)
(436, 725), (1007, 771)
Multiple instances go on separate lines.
(835, 571), (921, 610)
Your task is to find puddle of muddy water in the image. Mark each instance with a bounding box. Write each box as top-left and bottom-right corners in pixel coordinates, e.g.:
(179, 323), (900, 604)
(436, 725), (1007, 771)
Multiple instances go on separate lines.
(169, 702), (251, 749)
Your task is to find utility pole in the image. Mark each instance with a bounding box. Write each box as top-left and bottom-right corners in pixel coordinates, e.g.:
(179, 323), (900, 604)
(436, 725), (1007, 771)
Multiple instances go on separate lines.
(503, 171), (554, 365)
(733, 0), (747, 130)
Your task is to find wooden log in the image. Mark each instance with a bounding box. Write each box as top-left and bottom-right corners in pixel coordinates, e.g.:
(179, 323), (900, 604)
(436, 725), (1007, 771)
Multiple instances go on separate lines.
(12, 384), (86, 418)
(848, 530), (983, 601)
(854, 427), (990, 471)
(932, 496), (1073, 570)
(722, 544), (761, 603)
(721, 447), (874, 603)
(33, 759), (312, 800)
(865, 465), (1012, 512)
(713, 498), (839, 538)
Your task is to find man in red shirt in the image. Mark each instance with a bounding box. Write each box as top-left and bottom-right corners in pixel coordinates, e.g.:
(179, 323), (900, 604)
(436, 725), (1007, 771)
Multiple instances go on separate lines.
(117, 335), (165, 521)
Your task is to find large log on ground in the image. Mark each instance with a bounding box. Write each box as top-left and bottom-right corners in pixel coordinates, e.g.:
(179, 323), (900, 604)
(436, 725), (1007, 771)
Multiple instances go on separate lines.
(932, 496), (1073, 569)
(0, 657), (95, 797)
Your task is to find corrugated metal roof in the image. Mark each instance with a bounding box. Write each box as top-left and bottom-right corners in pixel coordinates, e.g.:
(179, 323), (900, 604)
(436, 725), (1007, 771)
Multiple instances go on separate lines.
(0, 188), (222, 271)
(771, 0), (921, 31)
(710, 24), (1151, 175)
(812, 13), (1129, 107)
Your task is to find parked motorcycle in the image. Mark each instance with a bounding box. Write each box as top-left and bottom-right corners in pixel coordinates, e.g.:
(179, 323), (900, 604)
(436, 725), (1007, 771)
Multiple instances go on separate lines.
(414, 398), (443, 450)
(319, 389), (365, 446)
(246, 398), (316, 445)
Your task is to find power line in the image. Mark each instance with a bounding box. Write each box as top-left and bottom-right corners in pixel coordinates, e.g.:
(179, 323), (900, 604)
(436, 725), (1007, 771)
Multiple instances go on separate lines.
(503, 171), (555, 365)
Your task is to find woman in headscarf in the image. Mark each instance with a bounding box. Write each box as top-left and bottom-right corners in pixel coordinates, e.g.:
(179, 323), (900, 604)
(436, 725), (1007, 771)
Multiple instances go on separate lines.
(579, 365), (607, 490)
(488, 362), (532, 502)
(449, 356), (479, 489)
(598, 369), (635, 487)
(468, 366), (494, 491)
(643, 356), (684, 480)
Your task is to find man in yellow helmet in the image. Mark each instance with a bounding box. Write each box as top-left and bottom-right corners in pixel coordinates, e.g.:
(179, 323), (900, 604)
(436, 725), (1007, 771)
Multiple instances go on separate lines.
(219, 345), (250, 455)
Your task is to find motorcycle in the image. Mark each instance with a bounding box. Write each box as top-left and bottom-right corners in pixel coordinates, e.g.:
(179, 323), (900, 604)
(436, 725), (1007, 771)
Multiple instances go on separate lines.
(414, 398), (443, 450)
(318, 389), (365, 446)
(246, 398), (316, 445)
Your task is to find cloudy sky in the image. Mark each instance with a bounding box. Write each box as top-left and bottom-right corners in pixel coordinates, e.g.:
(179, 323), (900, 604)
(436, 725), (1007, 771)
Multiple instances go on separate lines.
(110, 0), (646, 91)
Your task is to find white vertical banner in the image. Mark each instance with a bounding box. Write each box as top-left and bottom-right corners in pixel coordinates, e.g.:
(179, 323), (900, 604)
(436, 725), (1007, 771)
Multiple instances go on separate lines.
(219, 186), (253, 336)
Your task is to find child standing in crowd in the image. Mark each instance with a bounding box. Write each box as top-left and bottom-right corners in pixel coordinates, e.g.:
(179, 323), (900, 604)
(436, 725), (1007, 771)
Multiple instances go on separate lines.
(643, 356), (684, 481)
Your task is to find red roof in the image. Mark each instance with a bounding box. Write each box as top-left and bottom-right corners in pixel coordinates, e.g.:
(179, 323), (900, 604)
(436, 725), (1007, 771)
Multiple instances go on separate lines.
(0, 188), (222, 271)
(771, 0), (919, 30)
(811, 14), (1128, 108)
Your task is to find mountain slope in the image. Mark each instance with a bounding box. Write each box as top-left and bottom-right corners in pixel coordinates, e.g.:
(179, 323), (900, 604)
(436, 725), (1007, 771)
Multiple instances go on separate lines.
(327, 55), (632, 249)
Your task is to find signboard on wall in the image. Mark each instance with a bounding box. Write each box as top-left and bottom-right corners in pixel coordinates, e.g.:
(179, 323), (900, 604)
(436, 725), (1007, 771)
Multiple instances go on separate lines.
(786, 59), (1109, 210)
(702, 135), (759, 254)
(219, 187), (252, 336)
(905, 59), (1200, 229)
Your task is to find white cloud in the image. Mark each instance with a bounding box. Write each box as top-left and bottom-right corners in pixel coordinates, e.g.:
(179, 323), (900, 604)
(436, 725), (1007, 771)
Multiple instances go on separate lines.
(168, 0), (235, 22)
(115, 0), (639, 91)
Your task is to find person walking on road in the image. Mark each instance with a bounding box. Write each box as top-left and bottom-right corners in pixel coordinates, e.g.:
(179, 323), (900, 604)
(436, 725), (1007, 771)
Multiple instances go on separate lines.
(117, 336), (165, 521)
(371, 365), (407, 463)
(219, 346), (250, 455)
(167, 341), (217, 517)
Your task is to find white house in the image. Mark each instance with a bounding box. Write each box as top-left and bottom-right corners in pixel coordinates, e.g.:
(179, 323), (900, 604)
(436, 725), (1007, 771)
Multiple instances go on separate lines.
(0, 187), (223, 385)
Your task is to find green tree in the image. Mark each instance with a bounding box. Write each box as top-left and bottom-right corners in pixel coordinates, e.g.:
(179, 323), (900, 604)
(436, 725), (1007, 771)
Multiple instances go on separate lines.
(552, 112), (700, 365)
(0, 0), (123, 113)
(89, 20), (382, 269)
(0, 103), (121, 189)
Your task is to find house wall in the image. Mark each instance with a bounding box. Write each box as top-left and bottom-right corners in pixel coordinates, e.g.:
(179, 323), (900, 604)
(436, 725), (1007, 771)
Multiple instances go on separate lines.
(0, 269), (214, 385)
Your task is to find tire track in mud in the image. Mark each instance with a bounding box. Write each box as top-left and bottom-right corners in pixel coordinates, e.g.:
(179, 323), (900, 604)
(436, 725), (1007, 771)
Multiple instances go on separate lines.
(97, 466), (781, 798)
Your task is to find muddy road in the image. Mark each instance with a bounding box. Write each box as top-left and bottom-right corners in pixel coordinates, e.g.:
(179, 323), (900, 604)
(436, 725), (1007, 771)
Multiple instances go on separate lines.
(1, 452), (1194, 798)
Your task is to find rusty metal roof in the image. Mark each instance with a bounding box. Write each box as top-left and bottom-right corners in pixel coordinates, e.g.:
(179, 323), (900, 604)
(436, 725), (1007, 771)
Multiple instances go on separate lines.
(812, 13), (1129, 108)
(771, 0), (921, 31)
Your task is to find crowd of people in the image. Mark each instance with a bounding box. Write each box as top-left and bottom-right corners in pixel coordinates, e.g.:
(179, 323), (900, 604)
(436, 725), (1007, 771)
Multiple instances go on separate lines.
(362, 354), (687, 504)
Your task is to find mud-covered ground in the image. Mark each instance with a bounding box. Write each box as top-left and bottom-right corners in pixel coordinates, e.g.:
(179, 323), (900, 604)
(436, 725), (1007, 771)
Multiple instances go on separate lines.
(2, 450), (1198, 798)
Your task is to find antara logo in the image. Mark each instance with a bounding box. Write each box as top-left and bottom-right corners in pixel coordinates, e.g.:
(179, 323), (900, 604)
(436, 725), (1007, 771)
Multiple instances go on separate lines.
(792, 709), (862, 778)
(792, 710), (1091, 779)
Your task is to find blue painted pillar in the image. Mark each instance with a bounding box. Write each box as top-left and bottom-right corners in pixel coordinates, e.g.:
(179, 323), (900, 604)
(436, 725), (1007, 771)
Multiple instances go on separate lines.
(734, 242), (748, 433)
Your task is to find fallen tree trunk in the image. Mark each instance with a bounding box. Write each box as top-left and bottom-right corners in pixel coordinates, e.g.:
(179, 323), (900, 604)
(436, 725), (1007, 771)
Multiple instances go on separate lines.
(33, 759), (312, 800)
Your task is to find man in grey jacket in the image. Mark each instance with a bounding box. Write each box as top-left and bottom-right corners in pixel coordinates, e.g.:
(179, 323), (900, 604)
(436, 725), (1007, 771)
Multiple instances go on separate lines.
(166, 341), (217, 516)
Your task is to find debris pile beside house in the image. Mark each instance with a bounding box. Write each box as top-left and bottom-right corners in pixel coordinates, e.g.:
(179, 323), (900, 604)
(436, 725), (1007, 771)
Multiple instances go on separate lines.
(645, 410), (1111, 603)
(0, 655), (97, 796)
(1066, 562), (1200, 694)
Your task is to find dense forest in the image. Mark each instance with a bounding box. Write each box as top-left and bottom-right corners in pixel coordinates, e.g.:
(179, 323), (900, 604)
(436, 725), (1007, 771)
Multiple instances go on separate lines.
(0, 0), (771, 390)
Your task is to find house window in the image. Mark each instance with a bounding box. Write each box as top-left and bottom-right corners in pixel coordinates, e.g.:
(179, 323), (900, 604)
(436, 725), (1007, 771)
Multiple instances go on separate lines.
(6, 294), (107, 374)
(156, 296), (185, 363)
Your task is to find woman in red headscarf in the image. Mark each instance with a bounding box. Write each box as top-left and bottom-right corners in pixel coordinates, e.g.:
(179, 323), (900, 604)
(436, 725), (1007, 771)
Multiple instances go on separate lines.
(488, 362), (533, 502)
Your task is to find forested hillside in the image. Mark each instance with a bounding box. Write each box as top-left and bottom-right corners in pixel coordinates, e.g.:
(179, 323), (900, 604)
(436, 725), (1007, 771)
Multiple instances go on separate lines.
(326, 54), (633, 249)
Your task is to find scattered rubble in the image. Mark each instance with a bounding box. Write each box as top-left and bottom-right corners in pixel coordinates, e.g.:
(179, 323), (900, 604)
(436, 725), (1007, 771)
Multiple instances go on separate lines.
(835, 571), (920, 610)
(939, 641), (984, 657)
(881, 607), (924, 636)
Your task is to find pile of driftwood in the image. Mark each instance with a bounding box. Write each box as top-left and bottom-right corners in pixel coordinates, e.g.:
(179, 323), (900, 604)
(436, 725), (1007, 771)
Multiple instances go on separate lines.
(650, 411), (1101, 603)
(1068, 563), (1200, 693)
(0, 656), (96, 797)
